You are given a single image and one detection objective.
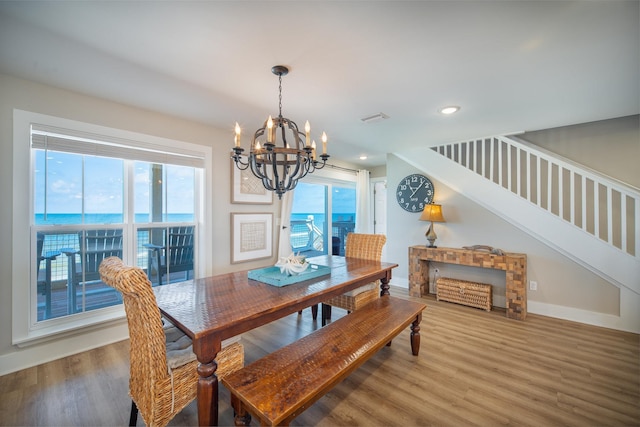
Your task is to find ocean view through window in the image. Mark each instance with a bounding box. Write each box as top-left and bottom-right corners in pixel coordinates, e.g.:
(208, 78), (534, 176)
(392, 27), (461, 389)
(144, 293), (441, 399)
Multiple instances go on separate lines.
(35, 213), (195, 225)
(32, 128), (199, 322)
(290, 182), (356, 256)
(13, 110), (212, 346)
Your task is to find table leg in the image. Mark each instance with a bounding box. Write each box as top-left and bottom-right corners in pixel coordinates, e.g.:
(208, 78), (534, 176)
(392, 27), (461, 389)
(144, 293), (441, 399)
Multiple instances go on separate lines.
(410, 312), (422, 356)
(231, 394), (251, 426)
(194, 340), (221, 426)
(380, 269), (392, 296)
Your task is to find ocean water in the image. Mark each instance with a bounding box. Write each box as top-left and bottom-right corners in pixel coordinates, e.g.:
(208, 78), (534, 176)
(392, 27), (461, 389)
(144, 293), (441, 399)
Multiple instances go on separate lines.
(291, 213), (355, 224)
(35, 213), (194, 225)
(36, 213), (354, 225)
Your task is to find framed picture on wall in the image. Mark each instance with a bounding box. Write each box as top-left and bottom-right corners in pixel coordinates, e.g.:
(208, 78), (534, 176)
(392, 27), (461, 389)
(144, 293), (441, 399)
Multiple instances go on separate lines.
(231, 212), (273, 263)
(231, 157), (273, 204)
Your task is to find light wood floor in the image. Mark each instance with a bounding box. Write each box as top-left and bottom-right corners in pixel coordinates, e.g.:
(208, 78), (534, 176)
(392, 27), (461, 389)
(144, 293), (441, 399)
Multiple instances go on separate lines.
(1, 293), (638, 426)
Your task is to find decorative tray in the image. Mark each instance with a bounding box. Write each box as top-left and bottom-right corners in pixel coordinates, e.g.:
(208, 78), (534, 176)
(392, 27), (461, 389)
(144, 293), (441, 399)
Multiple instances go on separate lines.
(248, 264), (331, 287)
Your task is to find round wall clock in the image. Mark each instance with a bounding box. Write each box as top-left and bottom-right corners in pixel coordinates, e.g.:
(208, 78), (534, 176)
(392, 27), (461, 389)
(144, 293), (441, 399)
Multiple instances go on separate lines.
(396, 174), (434, 212)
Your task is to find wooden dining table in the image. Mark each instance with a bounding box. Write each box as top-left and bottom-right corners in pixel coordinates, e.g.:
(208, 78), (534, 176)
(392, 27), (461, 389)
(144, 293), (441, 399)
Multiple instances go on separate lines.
(153, 254), (398, 426)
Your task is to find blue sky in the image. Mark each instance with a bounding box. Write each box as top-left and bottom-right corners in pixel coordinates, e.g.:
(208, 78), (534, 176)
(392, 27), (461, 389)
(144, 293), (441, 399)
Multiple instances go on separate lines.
(36, 151), (353, 216)
(291, 182), (356, 214)
(35, 151), (194, 215)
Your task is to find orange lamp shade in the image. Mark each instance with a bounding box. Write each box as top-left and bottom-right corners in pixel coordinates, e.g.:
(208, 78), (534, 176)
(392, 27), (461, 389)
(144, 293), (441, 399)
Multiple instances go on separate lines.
(419, 204), (445, 223)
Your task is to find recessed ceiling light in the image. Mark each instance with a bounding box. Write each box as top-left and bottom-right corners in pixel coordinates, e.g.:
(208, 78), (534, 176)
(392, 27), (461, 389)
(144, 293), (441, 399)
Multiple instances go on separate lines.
(359, 155), (368, 160)
(439, 106), (460, 115)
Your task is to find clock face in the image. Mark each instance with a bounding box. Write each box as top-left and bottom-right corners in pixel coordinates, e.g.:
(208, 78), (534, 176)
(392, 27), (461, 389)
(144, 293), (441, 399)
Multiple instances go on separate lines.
(396, 174), (434, 212)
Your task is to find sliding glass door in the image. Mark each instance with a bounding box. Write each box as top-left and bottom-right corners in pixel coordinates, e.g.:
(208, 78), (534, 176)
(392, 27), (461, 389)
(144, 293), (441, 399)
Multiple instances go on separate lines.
(289, 181), (356, 257)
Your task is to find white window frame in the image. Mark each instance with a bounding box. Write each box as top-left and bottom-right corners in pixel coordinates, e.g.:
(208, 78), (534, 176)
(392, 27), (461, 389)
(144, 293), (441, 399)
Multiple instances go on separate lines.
(12, 109), (213, 346)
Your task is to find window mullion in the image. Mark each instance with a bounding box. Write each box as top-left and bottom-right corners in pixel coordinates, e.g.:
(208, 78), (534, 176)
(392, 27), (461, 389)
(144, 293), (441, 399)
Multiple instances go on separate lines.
(124, 160), (134, 264)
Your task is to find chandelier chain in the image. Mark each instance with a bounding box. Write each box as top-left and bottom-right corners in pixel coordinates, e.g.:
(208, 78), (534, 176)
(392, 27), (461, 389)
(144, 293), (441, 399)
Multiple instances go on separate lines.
(278, 74), (283, 118)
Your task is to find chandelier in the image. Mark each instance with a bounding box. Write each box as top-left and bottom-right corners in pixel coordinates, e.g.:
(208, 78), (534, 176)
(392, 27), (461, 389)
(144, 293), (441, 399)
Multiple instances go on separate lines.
(231, 65), (330, 199)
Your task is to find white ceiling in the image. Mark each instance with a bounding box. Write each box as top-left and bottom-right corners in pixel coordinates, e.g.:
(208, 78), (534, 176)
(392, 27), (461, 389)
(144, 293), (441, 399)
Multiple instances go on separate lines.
(1, 1), (638, 167)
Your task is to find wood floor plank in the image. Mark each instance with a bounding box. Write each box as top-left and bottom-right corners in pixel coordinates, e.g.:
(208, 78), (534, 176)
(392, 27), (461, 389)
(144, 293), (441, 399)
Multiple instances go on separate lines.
(1, 293), (638, 426)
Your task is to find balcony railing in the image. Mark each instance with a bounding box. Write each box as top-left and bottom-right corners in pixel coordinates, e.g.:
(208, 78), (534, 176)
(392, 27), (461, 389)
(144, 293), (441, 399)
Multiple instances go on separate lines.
(289, 215), (355, 256)
(34, 225), (195, 321)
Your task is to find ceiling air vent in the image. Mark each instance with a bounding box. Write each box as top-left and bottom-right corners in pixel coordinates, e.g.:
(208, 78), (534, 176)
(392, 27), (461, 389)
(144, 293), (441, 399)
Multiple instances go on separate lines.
(360, 112), (389, 123)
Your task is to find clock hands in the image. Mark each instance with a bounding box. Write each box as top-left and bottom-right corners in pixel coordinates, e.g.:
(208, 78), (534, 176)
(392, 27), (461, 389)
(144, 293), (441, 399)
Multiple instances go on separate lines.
(409, 178), (424, 198)
(404, 180), (415, 195)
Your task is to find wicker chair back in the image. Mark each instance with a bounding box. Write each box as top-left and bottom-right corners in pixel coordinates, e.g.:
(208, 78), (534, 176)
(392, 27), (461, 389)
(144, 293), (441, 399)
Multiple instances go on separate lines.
(344, 233), (387, 261)
(321, 233), (387, 324)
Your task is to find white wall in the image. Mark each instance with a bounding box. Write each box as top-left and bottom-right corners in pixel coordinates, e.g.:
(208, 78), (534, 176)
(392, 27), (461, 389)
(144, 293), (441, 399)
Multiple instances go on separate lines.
(522, 115), (640, 188)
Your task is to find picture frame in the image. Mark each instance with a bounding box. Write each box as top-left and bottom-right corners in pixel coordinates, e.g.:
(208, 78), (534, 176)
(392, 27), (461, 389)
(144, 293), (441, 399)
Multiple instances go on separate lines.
(231, 157), (273, 204)
(231, 212), (273, 263)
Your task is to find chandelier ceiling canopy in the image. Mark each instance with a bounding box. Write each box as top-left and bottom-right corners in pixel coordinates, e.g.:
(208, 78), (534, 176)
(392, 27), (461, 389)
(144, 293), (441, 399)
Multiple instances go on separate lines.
(231, 65), (330, 199)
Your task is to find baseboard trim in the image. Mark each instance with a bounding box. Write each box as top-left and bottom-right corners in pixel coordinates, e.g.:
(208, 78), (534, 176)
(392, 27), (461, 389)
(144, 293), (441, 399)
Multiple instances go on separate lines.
(0, 322), (129, 376)
(528, 300), (638, 334)
(394, 275), (639, 334)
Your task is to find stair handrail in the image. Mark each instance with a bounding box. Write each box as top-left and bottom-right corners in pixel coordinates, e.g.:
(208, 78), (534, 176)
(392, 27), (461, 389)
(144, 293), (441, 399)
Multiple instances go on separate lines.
(432, 135), (639, 259)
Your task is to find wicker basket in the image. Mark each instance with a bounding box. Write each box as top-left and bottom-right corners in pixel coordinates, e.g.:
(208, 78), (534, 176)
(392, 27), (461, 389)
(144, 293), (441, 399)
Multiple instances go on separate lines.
(324, 287), (379, 312)
(436, 277), (492, 312)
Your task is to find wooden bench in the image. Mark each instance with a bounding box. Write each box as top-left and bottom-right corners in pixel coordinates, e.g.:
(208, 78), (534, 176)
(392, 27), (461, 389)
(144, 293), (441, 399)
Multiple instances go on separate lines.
(221, 295), (427, 426)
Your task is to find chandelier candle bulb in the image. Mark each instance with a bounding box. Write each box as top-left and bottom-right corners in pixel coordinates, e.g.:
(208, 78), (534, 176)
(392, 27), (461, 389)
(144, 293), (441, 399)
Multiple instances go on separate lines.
(322, 132), (327, 154)
(305, 121), (311, 147)
(234, 122), (241, 147)
(267, 116), (274, 143)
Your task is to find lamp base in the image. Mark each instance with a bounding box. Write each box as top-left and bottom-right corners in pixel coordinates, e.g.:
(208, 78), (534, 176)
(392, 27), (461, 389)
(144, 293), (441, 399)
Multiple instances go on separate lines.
(426, 222), (438, 248)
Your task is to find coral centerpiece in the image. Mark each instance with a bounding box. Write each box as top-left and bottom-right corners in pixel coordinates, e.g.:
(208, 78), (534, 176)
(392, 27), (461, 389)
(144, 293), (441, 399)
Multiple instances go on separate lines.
(275, 253), (309, 276)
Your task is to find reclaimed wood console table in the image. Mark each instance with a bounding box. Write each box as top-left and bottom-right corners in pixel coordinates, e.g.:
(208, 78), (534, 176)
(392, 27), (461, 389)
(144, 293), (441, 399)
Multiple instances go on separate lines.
(409, 246), (527, 320)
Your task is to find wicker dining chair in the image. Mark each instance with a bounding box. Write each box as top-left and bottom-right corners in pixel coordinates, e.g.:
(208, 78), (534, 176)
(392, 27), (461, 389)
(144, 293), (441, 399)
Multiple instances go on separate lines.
(321, 233), (387, 326)
(99, 257), (244, 427)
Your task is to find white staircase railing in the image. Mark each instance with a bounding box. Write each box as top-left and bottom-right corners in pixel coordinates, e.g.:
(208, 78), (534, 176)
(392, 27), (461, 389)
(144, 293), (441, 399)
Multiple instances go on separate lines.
(432, 135), (639, 259)
(396, 135), (639, 295)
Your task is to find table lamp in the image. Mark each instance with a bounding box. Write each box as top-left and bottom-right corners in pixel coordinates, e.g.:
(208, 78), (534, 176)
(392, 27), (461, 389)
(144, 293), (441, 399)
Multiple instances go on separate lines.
(419, 203), (445, 248)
